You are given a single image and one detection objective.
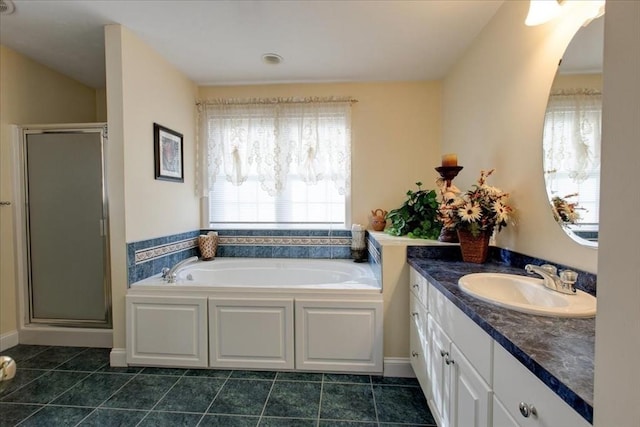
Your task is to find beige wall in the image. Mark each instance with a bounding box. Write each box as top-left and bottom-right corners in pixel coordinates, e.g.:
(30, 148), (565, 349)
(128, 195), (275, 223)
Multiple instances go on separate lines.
(442, 1), (599, 273)
(95, 88), (107, 122)
(552, 73), (602, 91)
(105, 25), (199, 349)
(0, 45), (97, 337)
(594, 2), (640, 425)
(199, 82), (442, 228)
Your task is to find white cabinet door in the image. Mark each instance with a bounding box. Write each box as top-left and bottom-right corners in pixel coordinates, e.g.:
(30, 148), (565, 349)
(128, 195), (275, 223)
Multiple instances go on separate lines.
(126, 295), (208, 368)
(449, 343), (492, 427)
(295, 299), (383, 373)
(493, 395), (521, 427)
(209, 297), (294, 370)
(428, 314), (452, 427)
(410, 299), (429, 397)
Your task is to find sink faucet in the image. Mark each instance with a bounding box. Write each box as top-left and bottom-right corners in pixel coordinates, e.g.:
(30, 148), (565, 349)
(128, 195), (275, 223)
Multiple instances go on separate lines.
(524, 264), (578, 295)
(163, 256), (199, 283)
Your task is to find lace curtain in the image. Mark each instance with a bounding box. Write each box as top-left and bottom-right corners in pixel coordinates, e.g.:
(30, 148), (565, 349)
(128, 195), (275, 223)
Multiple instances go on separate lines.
(197, 98), (352, 197)
(543, 89), (602, 186)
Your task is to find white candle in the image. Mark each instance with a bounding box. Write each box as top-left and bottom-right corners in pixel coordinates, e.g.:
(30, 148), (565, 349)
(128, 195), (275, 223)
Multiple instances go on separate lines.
(442, 153), (458, 167)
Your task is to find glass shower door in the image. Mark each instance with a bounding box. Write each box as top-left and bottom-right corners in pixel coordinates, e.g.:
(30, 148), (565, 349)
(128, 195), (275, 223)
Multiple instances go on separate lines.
(25, 129), (111, 327)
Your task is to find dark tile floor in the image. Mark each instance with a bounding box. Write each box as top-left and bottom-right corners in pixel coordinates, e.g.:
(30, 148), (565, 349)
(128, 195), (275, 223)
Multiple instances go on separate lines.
(0, 345), (436, 427)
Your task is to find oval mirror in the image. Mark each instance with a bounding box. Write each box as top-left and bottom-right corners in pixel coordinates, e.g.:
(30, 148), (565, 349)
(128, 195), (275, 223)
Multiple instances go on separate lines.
(543, 14), (604, 247)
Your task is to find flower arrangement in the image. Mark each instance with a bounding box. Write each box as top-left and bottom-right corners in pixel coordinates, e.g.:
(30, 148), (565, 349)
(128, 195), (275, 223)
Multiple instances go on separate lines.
(551, 193), (581, 225)
(437, 169), (513, 237)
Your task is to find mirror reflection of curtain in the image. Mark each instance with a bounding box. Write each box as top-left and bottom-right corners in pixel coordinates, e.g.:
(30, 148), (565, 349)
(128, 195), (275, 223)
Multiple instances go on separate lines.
(543, 89), (601, 224)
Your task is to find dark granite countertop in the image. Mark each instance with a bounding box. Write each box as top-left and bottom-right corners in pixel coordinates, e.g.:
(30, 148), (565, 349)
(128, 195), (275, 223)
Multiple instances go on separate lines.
(407, 256), (595, 424)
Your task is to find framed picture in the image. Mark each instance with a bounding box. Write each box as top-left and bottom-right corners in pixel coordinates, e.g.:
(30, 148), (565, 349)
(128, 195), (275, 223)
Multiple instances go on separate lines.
(154, 123), (184, 182)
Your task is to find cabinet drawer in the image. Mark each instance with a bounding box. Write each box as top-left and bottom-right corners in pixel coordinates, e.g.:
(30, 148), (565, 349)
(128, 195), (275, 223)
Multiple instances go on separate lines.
(409, 267), (428, 307)
(410, 292), (428, 342)
(493, 344), (590, 427)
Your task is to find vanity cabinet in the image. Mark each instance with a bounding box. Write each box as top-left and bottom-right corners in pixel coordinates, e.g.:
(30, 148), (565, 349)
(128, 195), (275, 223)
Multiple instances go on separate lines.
(409, 267), (430, 394)
(208, 297), (294, 370)
(126, 295), (208, 368)
(409, 267), (492, 427)
(427, 313), (452, 427)
(427, 313), (492, 427)
(493, 343), (590, 427)
(409, 264), (592, 427)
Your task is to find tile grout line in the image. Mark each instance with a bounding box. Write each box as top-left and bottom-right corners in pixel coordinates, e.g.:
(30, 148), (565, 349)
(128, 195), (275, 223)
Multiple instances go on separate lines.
(194, 370), (233, 426)
(256, 371), (278, 426)
(13, 348), (94, 427)
(133, 368), (189, 427)
(316, 373), (325, 427)
(369, 375), (380, 426)
(0, 345), (83, 402)
(72, 364), (147, 426)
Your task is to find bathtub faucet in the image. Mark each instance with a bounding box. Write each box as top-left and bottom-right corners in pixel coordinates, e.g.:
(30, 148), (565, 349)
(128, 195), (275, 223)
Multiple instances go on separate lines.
(164, 256), (199, 283)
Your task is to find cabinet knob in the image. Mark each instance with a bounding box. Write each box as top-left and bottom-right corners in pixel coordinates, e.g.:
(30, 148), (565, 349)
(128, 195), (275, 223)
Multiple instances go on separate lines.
(412, 283), (420, 289)
(444, 354), (455, 365)
(412, 312), (419, 318)
(412, 351), (419, 358)
(440, 349), (448, 358)
(518, 402), (537, 418)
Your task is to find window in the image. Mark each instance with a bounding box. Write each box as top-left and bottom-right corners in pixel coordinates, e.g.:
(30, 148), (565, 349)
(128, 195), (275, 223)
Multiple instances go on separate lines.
(198, 98), (352, 228)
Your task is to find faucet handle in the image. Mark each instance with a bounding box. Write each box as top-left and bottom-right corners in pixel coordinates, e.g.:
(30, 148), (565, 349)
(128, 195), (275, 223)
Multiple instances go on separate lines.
(161, 267), (170, 278)
(559, 270), (578, 294)
(539, 264), (558, 275)
(560, 270), (578, 283)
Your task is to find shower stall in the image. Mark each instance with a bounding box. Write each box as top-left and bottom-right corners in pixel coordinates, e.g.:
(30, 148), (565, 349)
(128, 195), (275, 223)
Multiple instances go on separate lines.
(15, 124), (112, 345)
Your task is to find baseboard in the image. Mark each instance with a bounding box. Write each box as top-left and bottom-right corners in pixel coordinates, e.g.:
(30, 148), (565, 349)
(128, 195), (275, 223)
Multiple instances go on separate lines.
(0, 330), (19, 352)
(110, 348), (127, 367)
(18, 326), (113, 348)
(383, 357), (415, 378)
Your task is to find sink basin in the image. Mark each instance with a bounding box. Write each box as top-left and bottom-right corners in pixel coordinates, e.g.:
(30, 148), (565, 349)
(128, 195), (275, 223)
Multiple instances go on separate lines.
(458, 273), (596, 318)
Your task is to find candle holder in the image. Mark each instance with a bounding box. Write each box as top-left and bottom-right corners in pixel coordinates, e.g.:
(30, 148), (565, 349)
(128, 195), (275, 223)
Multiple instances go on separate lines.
(435, 166), (464, 188)
(435, 165), (464, 243)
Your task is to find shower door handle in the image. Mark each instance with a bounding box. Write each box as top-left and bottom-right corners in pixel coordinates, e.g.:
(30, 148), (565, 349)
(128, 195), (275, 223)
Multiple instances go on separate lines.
(99, 219), (107, 236)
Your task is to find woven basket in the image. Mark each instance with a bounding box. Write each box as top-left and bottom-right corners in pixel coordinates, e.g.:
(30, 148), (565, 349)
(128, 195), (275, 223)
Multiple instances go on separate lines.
(457, 228), (491, 263)
(198, 234), (218, 260)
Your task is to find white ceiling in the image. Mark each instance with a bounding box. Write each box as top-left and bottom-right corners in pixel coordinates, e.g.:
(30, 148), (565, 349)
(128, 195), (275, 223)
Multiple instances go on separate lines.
(0, 0), (505, 89)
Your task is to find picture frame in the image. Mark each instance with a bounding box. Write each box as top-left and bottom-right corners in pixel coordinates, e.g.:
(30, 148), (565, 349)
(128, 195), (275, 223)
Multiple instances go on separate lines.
(153, 123), (184, 182)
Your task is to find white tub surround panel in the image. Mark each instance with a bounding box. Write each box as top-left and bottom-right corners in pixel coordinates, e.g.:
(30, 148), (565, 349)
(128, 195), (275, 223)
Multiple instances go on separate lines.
(126, 295), (208, 368)
(209, 297), (294, 370)
(295, 299), (383, 373)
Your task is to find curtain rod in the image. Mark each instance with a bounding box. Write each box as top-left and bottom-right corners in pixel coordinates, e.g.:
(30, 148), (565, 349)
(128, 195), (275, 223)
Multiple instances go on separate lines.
(550, 88), (602, 96)
(196, 96), (358, 107)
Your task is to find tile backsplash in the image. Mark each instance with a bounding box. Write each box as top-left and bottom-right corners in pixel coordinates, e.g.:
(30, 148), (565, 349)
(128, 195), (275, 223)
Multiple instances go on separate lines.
(127, 228), (354, 285)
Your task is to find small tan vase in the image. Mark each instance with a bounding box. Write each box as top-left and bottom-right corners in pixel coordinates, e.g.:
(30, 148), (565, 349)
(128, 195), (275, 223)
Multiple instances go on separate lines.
(371, 209), (388, 231)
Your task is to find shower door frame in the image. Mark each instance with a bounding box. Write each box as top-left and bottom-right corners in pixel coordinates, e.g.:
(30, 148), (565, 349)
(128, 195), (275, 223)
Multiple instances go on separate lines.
(18, 124), (112, 329)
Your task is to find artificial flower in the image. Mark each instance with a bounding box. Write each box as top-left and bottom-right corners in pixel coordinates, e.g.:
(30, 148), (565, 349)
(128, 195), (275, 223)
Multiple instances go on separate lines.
(437, 169), (513, 237)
